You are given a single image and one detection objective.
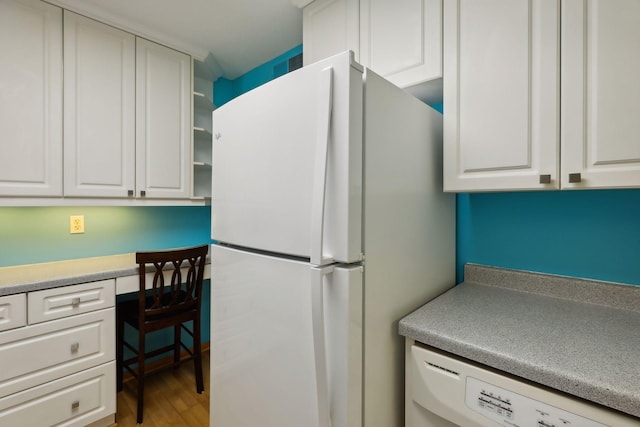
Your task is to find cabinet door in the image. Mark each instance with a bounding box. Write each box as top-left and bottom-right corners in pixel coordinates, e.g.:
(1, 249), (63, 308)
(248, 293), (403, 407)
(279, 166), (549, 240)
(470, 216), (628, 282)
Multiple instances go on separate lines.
(0, 0), (62, 196)
(0, 294), (26, 332)
(562, 0), (640, 189)
(0, 362), (115, 427)
(443, 0), (560, 192)
(303, 0), (360, 66)
(0, 308), (114, 397)
(136, 38), (192, 199)
(359, 0), (442, 88)
(63, 11), (136, 197)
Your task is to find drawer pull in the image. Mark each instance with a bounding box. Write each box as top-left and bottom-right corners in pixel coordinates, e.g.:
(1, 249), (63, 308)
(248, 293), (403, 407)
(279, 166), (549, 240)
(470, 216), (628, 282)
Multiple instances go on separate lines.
(71, 297), (81, 307)
(71, 400), (80, 410)
(71, 342), (80, 353)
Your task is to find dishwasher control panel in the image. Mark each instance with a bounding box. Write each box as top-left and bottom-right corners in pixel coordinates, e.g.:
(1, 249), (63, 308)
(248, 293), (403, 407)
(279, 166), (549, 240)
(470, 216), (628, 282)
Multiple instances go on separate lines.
(465, 377), (608, 427)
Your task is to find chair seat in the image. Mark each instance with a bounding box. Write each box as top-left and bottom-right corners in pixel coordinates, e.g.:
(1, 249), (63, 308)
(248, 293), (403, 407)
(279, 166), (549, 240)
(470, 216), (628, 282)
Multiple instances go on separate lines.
(119, 291), (195, 327)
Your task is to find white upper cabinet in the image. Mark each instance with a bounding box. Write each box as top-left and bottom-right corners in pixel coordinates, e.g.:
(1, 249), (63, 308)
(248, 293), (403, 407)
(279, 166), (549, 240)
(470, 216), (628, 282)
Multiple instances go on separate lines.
(63, 11), (136, 197)
(443, 0), (560, 192)
(359, 0), (442, 89)
(136, 38), (192, 199)
(444, 0), (640, 192)
(1, 0), (198, 205)
(561, 0), (640, 189)
(303, 0), (360, 65)
(0, 0), (63, 197)
(302, 0), (442, 95)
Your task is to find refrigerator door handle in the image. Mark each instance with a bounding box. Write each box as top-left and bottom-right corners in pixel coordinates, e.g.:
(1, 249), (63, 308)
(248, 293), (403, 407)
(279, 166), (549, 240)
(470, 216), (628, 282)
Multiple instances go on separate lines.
(311, 66), (334, 266)
(311, 265), (334, 427)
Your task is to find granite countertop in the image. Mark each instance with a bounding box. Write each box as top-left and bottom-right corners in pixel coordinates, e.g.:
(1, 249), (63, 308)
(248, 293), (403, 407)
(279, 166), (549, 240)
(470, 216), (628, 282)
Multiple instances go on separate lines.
(399, 264), (640, 419)
(0, 254), (140, 296)
(0, 251), (211, 297)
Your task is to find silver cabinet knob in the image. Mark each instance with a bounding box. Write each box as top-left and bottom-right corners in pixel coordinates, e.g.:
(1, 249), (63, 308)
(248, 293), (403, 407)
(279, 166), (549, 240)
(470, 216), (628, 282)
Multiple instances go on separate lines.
(568, 173), (582, 183)
(71, 297), (80, 306)
(71, 342), (80, 353)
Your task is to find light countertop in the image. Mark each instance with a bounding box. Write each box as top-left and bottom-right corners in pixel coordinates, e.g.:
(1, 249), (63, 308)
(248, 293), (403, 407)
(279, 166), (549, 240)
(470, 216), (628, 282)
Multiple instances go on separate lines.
(399, 264), (640, 419)
(0, 251), (210, 296)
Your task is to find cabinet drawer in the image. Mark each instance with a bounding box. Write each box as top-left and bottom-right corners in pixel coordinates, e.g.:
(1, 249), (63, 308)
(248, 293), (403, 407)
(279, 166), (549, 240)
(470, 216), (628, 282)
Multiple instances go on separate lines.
(0, 361), (115, 427)
(0, 308), (114, 397)
(0, 294), (26, 332)
(28, 279), (115, 324)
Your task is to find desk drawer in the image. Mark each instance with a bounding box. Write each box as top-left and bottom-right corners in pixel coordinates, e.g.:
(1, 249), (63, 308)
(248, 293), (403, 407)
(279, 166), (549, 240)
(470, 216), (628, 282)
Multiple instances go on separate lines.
(0, 361), (115, 427)
(28, 279), (115, 324)
(0, 308), (114, 397)
(0, 294), (26, 332)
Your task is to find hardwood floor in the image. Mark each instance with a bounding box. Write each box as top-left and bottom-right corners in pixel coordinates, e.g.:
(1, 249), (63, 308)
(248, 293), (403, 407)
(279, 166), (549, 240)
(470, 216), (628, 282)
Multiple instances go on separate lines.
(115, 351), (210, 426)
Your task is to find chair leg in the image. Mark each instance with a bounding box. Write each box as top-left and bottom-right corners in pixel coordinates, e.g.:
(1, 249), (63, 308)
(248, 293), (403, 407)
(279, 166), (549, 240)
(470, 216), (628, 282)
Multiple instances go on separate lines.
(173, 324), (181, 368)
(116, 312), (124, 392)
(193, 317), (204, 393)
(136, 330), (145, 424)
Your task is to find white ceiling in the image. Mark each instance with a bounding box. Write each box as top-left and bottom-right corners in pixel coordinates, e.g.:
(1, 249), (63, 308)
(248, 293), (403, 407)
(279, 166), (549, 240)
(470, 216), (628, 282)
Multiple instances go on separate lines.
(47, 0), (304, 79)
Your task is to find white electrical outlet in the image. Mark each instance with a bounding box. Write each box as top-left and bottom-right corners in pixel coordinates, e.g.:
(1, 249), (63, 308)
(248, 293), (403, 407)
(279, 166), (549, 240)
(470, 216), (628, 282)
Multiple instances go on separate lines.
(70, 215), (85, 234)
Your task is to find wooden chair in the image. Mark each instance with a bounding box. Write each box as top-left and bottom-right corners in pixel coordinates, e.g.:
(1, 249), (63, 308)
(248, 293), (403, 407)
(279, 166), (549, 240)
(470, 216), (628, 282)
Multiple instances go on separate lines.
(116, 244), (209, 424)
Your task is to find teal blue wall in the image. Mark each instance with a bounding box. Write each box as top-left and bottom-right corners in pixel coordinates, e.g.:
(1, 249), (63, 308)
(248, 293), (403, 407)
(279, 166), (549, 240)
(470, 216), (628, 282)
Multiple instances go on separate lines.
(0, 205), (212, 354)
(435, 104), (640, 288)
(0, 206), (211, 267)
(456, 190), (640, 286)
(214, 45), (302, 107)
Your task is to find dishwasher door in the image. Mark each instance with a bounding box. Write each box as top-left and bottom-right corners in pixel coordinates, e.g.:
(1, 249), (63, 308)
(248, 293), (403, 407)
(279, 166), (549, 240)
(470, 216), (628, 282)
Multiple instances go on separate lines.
(406, 342), (639, 427)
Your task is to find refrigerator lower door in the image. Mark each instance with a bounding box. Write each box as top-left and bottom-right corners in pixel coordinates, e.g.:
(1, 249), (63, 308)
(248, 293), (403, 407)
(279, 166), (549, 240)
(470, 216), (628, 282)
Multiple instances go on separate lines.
(324, 264), (364, 427)
(211, 244), (363, 427)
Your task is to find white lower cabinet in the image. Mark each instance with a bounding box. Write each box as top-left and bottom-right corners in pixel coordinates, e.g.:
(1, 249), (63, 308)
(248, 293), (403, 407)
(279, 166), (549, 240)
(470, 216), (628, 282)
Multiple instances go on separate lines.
(0, 280), (116, 427)
(0, 362), (115, 427)
(27, 279), (115, 324)
(0, 294), (27, 333)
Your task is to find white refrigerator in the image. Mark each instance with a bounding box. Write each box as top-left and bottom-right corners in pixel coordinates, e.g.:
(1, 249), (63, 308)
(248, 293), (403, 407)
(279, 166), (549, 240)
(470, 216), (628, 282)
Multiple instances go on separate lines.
(210, 51), (455, 427)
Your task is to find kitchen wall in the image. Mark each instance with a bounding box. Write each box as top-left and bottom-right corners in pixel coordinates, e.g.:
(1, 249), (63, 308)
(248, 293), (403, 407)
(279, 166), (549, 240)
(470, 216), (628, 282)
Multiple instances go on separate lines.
(0, 206), (211, 267)
(391, 86), (639, 288)
(214, 44), (303, 107)
(457, 190), (640, 286)
(0, 205), (213, 349)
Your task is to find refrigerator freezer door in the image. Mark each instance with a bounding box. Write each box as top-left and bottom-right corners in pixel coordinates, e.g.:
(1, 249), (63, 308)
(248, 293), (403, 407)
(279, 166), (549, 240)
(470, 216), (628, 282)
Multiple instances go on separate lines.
(211, 244), (363, 427)
(212, 52), (363, 264)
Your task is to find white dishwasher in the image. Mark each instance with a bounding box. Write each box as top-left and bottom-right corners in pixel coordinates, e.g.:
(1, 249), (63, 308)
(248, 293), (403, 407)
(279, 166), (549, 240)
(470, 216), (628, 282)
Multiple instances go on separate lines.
(406, 342), (640, 427)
